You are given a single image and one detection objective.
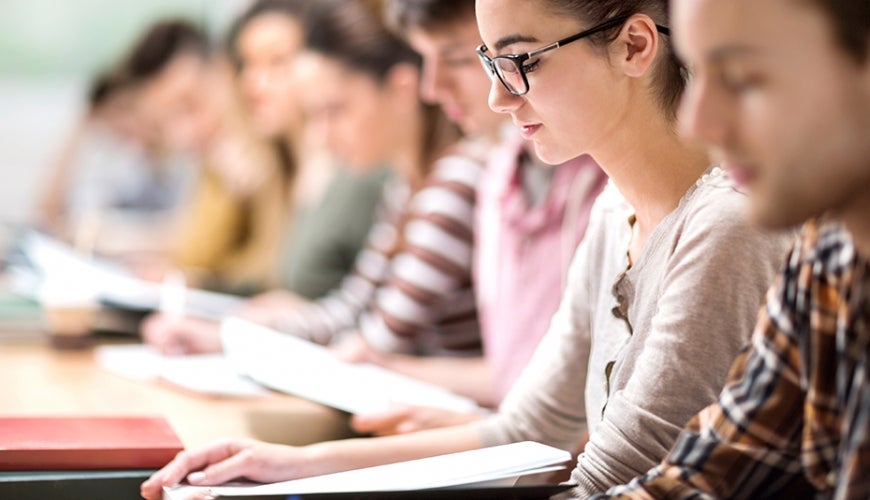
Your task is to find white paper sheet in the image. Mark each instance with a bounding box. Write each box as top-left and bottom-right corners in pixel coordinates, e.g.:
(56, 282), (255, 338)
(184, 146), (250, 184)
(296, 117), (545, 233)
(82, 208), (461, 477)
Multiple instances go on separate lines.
(95, 344), (270, 398)
(14, 231), (243, 320)
(163, 441), (570, 499)
(220, 318), (481, 414)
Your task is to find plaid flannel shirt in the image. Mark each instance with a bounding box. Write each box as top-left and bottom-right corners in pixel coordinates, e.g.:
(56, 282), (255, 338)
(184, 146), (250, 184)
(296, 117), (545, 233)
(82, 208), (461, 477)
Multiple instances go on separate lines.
(598, 220), (870, 500)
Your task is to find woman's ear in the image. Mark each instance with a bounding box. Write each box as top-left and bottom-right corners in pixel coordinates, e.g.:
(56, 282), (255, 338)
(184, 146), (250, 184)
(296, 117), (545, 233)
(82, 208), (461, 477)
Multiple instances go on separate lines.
(614, 14), (660, 79)
(384, 62), (422, 100)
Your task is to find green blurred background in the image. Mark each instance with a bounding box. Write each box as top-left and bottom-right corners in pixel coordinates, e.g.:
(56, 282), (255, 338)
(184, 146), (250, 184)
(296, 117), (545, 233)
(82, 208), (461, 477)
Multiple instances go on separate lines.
(0, 0), (240, 76)
(0, 0), (247, 225)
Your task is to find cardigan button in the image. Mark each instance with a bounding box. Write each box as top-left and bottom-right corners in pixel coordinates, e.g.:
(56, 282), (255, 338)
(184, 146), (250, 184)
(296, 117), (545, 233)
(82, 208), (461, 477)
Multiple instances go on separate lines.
(826, 470), (838, 488)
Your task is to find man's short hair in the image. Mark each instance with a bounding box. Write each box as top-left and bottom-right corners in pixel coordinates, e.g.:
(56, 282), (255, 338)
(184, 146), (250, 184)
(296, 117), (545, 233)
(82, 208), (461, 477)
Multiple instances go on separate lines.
(384, 0), (476, 35)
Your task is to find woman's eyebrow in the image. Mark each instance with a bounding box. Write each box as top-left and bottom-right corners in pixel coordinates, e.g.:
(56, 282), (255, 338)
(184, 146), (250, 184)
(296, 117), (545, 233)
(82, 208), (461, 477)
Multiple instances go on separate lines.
(493, 34), (540, 52)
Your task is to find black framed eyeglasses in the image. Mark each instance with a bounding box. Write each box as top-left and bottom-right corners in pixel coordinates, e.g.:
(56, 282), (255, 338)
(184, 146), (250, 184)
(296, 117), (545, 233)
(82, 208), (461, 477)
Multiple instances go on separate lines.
(477, 15), (671, 96)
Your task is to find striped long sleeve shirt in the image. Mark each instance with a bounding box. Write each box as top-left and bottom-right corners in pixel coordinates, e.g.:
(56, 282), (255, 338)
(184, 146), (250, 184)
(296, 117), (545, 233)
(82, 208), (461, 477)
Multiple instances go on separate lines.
(268, 147), (484, 357)
(598, 220), (870, 500)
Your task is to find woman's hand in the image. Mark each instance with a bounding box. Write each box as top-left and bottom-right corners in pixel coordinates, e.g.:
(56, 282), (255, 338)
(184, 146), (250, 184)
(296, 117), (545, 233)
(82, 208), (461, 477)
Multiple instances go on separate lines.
(351, 406), (485, 436)
(234, 290), (308, 325)
(140, 439), (311, 500)
(330, 333), (385, 365)
(140, 313), (223, 355)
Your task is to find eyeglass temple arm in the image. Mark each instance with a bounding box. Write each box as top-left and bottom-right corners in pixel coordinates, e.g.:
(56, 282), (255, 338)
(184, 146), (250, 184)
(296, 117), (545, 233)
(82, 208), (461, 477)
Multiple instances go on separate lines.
(482, 19), (670, 60)
(526, 17), (670, 59)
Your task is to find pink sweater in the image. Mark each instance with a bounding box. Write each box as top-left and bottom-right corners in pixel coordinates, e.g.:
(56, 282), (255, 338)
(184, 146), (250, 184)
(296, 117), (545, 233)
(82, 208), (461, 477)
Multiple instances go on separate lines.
(475, 135), (606, 402)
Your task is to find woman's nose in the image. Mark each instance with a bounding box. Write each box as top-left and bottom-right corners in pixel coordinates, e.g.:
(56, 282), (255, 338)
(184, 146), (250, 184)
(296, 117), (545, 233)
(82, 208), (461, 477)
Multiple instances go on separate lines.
(487, 77), (522, 115)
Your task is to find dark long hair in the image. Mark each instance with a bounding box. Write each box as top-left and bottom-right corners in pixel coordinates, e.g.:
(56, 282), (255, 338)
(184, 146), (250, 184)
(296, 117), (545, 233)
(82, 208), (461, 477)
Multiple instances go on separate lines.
(123, 19), (208, 82)
(305, 0), (460, 180)
(87, 70), (134, 110)
(807, 0), (870, 63)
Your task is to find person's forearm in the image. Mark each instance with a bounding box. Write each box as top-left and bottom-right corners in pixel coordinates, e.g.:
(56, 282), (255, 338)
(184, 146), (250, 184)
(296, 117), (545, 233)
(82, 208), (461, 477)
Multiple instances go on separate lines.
(377, 355), (497, 407)
(38, 117), (91, 228)
(303, 423), (483, 475)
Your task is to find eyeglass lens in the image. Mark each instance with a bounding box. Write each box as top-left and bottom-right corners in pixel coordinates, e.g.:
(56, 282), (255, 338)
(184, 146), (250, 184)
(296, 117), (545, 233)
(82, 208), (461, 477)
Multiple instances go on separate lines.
(493, 58), (525, 94)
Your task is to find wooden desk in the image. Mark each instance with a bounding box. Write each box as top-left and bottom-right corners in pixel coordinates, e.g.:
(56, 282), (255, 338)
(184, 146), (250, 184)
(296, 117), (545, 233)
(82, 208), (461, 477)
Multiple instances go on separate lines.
(0, 339), (355, 448)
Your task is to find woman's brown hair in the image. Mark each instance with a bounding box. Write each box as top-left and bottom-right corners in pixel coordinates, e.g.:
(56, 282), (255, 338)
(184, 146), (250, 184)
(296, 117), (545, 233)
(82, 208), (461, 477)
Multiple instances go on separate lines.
(123, 19), (208, 82)
(806, 0), (870, 63)
(305, 0), (460, 183)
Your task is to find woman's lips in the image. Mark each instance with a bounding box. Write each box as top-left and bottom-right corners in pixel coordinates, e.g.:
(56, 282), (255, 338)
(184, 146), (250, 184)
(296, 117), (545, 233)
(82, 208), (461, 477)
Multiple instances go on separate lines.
(443, 105), (466, 123)
(723, 162), (757, 187)
(518, 123), (541, 139)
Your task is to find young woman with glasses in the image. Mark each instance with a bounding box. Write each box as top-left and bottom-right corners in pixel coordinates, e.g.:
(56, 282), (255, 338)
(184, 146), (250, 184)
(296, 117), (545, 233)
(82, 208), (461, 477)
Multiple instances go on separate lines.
(141, 1), (793, 497)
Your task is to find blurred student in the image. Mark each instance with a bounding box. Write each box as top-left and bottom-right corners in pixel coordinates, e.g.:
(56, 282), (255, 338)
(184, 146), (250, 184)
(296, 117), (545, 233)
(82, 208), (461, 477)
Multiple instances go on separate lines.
(37, 69), (191, 256)
(141, 0), (794, 497)
(143, 0), (482, 362)
(226, 0), (389, 301)
(346, 0), (608, 434)
(599, 0), (870, 497)
(124, 19), (286, 294)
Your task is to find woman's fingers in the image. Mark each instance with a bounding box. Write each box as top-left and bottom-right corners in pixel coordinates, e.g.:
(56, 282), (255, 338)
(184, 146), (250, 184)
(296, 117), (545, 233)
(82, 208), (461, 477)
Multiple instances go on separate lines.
(350, 407), (411, 435)
(140, 440), (252, 498)
(189, 446), (259, 485)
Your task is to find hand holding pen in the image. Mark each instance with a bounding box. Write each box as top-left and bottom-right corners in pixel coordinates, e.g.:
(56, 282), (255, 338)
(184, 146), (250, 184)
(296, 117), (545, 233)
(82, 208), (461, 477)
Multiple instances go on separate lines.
(141, 271), (223, 355)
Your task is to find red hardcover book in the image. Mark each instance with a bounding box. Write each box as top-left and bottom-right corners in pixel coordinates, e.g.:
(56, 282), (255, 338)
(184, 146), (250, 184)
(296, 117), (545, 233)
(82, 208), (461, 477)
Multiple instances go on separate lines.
(0, 416), (184, 471)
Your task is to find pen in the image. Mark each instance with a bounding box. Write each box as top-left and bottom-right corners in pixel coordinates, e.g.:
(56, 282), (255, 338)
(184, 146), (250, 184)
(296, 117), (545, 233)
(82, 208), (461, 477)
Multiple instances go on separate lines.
(159, 270), (187, 323)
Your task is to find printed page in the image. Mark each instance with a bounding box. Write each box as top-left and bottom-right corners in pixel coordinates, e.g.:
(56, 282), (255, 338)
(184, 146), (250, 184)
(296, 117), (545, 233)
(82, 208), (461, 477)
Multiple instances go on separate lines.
(220, 317), (481, 414)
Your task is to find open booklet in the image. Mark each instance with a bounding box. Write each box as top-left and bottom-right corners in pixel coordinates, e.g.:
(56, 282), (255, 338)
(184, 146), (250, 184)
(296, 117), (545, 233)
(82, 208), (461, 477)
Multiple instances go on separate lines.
(220, 317), (482, 414)
(164, 441), (573, 499)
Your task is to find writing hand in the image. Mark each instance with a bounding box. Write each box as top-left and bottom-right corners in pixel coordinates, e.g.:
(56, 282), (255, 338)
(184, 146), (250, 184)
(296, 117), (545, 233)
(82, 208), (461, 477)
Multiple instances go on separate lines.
(140, 313), (222, 355)
(331, 333), (384, 364)
(234, 290), (307, 326)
